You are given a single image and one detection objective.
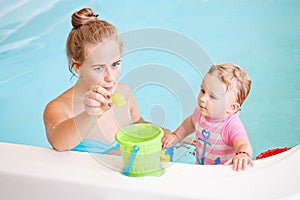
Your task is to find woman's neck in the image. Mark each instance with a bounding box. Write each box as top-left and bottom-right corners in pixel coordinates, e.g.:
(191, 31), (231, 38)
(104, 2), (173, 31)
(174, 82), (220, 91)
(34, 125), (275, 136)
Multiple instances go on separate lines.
(72, 80), (89, 104)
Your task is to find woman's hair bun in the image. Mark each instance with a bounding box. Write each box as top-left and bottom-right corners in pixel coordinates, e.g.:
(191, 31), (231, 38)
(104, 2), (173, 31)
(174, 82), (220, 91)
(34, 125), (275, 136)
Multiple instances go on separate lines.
(71, 8), (98, 29)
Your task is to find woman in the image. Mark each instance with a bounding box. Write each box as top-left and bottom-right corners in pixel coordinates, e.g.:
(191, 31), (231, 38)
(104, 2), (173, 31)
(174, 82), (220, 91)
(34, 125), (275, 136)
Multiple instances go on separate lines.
(43, 8), (143, 152)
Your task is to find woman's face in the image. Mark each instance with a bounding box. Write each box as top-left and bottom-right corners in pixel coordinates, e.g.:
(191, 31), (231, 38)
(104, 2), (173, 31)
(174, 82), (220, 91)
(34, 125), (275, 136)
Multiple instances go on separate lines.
(78, 39), (121, 93)
(197, 74), (236, 119)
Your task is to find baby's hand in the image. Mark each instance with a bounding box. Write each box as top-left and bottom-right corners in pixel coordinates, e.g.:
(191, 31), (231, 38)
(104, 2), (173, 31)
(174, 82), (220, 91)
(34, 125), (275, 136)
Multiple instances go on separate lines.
(162, 133), (179, 149)
(224, 152), (253, 171)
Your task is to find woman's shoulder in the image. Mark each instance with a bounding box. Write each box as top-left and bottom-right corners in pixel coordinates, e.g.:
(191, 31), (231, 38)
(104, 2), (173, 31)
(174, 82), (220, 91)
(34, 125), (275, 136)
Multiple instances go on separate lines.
(44, 87), (73, 115)
(116, 82), (131, 90)
(115, 82), (133, 96)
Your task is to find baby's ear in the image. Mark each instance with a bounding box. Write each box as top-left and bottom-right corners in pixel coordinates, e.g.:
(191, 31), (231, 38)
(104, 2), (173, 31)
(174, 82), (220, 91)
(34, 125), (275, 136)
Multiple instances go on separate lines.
(228, 102), (240, 114)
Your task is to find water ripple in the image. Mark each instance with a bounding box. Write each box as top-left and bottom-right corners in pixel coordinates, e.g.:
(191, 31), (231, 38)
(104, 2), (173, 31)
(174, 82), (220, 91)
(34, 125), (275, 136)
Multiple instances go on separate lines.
(0, 36), (39, 54)
(0, 70), (34, 84)
(0, 0), (61, 44)
(0, 0), (30, 18)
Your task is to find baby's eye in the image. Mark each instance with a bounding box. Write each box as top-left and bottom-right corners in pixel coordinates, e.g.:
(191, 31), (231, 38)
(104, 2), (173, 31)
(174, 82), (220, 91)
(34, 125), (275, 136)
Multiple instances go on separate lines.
(210, 95), (216, 99)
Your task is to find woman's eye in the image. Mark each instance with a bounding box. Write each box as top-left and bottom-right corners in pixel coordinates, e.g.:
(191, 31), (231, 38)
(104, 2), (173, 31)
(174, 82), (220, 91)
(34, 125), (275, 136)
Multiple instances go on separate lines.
(94, 66), (104, 71)
(200, 89), (205, 94)
(112, 62), (120, 68)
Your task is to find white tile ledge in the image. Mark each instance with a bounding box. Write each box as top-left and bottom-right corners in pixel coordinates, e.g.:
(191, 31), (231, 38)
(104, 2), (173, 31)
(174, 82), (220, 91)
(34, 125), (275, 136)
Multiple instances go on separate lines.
(0, 142), (299, 200)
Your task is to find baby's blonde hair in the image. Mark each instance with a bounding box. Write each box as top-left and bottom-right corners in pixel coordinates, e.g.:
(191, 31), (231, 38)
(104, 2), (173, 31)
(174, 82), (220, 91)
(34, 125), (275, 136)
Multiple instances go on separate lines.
(207, 63), (251, 106)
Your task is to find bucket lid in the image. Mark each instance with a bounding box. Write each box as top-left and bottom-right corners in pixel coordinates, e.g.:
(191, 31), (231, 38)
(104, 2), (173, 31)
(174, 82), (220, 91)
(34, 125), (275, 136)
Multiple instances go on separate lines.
(115, 123), (163, 148)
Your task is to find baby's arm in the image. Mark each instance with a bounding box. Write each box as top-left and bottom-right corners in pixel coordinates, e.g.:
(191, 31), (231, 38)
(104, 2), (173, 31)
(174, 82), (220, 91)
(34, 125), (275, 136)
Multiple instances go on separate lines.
(225, 138), (253, 171)
(162, 116), (195, 148)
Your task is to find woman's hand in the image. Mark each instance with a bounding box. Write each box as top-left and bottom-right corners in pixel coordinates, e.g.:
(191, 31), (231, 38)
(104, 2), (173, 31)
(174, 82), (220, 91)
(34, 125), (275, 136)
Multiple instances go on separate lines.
(84, 85), (112, 118)
(224, 152), (253, 171)
(162, 132), (179, 149)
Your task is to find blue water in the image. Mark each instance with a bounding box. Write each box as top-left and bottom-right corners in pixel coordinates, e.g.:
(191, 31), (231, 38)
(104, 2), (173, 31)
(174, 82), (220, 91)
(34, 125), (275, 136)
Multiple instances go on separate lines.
(0, 0), (300, 162)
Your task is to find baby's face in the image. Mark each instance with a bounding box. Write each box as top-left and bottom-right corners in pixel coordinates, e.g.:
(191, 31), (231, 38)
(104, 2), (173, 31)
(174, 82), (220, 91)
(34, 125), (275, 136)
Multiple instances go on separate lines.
(197, 74), (236, 119)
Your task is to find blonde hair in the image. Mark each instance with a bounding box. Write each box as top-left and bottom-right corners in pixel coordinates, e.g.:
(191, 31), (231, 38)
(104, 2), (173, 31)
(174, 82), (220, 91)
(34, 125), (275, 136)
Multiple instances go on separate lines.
(66, 8), (119, 76)
(207, 63), (251, 106)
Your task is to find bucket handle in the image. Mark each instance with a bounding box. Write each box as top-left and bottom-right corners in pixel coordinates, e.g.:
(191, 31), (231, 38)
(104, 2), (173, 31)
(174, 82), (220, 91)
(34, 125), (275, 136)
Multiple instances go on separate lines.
(123, 145), (140, 176)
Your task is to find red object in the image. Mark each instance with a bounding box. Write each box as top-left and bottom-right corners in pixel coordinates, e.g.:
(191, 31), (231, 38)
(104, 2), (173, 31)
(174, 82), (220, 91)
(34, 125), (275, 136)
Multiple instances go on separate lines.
(256, 147), (291, 160)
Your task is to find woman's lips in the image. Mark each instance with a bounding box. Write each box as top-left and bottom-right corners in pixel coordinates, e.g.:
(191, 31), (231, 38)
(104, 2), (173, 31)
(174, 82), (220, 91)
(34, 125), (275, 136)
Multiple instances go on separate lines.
(103, 86), (113, 91)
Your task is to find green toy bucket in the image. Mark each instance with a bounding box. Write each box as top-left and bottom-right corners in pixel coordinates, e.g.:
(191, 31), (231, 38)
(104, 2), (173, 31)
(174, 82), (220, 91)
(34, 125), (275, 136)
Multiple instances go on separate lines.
(115, 123), (165, 177)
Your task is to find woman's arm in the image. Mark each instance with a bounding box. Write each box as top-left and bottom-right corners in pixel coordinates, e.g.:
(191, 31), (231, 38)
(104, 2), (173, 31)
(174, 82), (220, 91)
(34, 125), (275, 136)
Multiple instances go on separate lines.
(44, 86), (112, 151)
(129, 94), (143, 124)
(43, 100), (97, 151)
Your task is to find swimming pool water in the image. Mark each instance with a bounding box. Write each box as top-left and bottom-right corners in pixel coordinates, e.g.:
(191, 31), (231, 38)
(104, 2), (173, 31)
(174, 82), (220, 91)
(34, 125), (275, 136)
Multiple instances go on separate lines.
(1, 0), (300, 163)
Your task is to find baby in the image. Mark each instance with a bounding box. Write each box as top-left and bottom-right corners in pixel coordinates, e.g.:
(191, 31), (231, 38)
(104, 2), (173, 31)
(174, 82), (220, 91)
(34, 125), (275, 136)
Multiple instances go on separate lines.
(162, 63), (253, 171)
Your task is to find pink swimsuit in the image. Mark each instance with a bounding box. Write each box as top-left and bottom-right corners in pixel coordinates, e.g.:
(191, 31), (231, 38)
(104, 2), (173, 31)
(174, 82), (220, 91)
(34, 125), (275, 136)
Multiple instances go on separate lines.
(192, 107), (249, 165)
